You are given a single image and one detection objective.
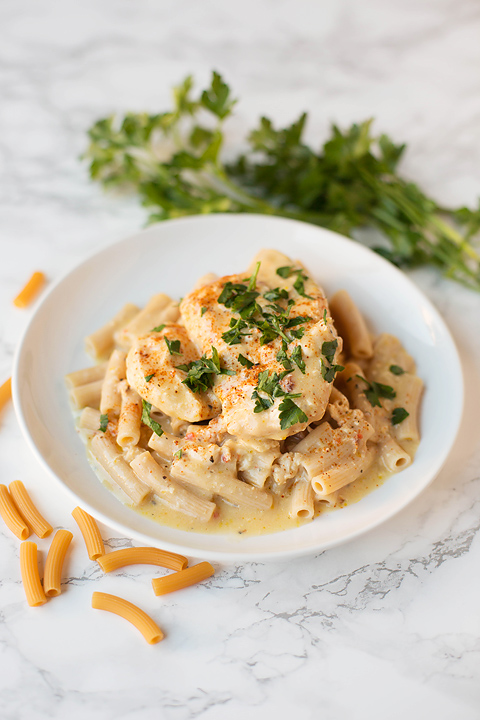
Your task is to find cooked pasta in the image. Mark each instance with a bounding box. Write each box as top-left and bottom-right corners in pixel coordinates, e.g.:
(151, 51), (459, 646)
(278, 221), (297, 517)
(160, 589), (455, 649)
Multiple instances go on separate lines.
(20, 541), (46, 607)
(9, 481), (52, 538)
(43, 529), (73, 597)
(97, 547), (188, 573)
(0, 484), (30, 540)
(67, 248), (423, 536)
(13, 271), (46, 308)
(91, 592), (164, 644)
(71, 506), (105, 560)
(151, 562), (215, 596)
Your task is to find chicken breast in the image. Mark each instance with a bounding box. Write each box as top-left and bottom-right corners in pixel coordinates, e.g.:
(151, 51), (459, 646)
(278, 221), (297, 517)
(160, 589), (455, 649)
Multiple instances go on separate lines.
(180, 249), (341, 440)
(126, 325), (221, 422)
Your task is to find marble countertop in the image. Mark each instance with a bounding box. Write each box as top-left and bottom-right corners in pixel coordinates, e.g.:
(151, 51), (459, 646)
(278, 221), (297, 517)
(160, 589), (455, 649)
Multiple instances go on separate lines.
(1, 1), (480, 718)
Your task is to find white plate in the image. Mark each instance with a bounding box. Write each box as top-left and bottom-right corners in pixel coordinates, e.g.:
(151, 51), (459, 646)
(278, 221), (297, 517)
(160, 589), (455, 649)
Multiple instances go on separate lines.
(13, 214), (463, 562)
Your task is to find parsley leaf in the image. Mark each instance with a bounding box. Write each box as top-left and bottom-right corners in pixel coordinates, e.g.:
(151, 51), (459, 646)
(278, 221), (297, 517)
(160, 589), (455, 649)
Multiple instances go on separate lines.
(321, 360), (344, 383)
(177, 347), (234, 393)
(356, 375), (396, 407)
(221, 317), (249, 345)
(151, 324), (165, 333)
(291, 345), (306, 373)
(99, 413), (108, 432)
(322, 339), (338, 365)
(276, 266), (294, 279)
(263, 287), (289, 301)
(144, 373), (155, 382)
(238, 354), (253, 369)
(389, 364), (405, 375)
(279, 398), (308, 430)
(201, 307), (207, 316)
(141, 400), (164, 437)
(391, 407), (409, 425)
(174, 449), (183, 459)
(165, 337), (182, 355)
(247, 261), (261, 291)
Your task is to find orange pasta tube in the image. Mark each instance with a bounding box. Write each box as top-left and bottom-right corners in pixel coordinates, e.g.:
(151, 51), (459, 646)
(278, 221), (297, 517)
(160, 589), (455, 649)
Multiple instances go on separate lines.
(72, 506), (105, 560)
(44, 529), (73, 597)
(97, 547), (188, 573)
(152, 561), (214, 596)
(20, 541), (47, 607)
(13, 271), (46, 308)
(9, 481), (52, 538)
(0, 484), (30, 540)
(91, 592), (163, 644)
(0, 377), (12, 413)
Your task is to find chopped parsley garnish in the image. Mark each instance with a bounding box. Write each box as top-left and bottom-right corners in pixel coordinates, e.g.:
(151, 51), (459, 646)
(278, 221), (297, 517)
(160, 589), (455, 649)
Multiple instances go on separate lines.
(222, 317), (250, 345)
(390, 364), (406, 375)
(323, 309), (327, 324)
(356, 375), (396, 407)
(218, 281), (260, 318)
(276, 342), (293, 371)
(165, 337), (182, 355)
(263, 287), (289, 301)
(141, 400), (164, 437)
(322, 339), (338, 365)
(275, 266), (313, 298)
(276, 266), (295, 278)
(279, 397), (308, 430)
(251, 370), (306, 429)
(291, 345), (305, 373)
(247, 261), (261, 291)
(320, 339), (344, 382)
(238, 354), (253, 369)
(174, 449), (183, 459)
(144, 373), (155, 382)
(151, 323), (166, 333)
(201, 307), (207, 316)
(99, 413), (108, 432)
(391, 407), (409, 425)
(177, 347), (234, 393)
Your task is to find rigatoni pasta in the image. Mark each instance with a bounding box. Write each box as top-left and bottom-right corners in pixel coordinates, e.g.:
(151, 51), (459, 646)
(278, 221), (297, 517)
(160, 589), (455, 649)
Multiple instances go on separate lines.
(0, 484), (30, 540)
(9, 481), (52, 538)
(72, 506), (105, 560)
(91, 592), (164, 644)
(20, 541), (47, 607)
(43, 529), (73, 597)
(66, 248), (423, 536)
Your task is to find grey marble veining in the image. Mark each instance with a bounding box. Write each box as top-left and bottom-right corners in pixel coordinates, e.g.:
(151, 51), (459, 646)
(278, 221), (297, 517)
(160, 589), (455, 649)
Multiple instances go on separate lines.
(1, 1), (480, 718)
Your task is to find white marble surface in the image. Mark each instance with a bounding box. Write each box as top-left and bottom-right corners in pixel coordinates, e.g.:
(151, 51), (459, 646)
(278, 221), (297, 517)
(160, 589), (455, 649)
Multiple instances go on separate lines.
(1, 1), (480, 718)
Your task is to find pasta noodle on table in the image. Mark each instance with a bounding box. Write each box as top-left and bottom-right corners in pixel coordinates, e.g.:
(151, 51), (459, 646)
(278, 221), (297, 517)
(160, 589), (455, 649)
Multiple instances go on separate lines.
(66, 249), (423, 536)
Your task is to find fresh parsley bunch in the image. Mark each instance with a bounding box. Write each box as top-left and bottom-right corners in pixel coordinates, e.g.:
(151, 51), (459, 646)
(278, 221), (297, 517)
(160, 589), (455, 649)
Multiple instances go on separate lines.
(84, 72), (480, 291)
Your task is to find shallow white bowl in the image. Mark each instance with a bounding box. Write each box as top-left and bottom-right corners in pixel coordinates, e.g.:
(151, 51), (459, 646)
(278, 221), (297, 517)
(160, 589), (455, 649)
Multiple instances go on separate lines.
(13, 214), (463, 562)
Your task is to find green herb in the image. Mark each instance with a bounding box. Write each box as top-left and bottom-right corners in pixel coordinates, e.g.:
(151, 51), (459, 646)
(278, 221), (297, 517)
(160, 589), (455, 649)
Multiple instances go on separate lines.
(323, 309), (327, 324)
(141, 400), (164, 437)
(174, 449), (183, 459)
(276, 342), (293, 371)
(221, 317), (250, 345)
(320, 338), (343, 382)
(278, 397), (308, 430)
(276, 266), (295, 279)
(144, 373), (155, 382)
(356, 375), (396, 407)
(251, 370), (300, 414)
(321, 360), (345, 383)
(165, 337), (182, 355)
(322, 339), (338, 365)
(391, 407), (410, 425)
(389, 364), (406, 375)
(291, 345), (306, 373)
(99, 413), (108, 432)
(151, 324), (165, 333)
(85, 71), (480, 292)
(247, 261), (261, 291)
(177, 347), (234, 393)
(263, 287), (289, 301)
(238, 354), (253, 369)
(201, 307), (207, 316)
